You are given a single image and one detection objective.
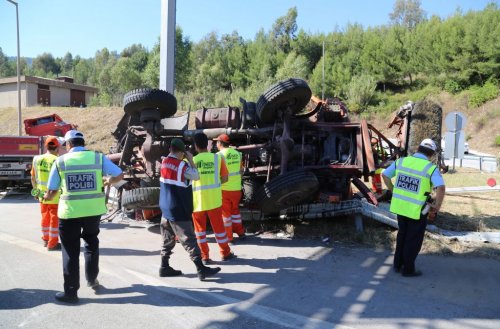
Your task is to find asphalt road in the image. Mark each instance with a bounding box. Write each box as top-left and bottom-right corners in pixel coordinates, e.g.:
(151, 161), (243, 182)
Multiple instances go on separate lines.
(1, 192), (499, 329)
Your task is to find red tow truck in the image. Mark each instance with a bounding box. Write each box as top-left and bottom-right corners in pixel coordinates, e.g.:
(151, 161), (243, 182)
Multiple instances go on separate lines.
(0, 114), (76, 189)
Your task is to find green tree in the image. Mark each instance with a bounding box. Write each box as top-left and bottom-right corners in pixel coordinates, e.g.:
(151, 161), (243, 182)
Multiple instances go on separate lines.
(60, 52), (73, 75)
(0, 47), (15, 77)
(275, 52), (308, 81)
(120, 44), (148, 72)
(390, 0), (426, 30)
(111, 57), (142, 94)
(270, 7), (298, 53)
(346, 74), (377, 113)
(73, 58), (93, 85)
(291, 31), (323, 75)
(175, 27), (193, 92)
(142, 42), (160, 89)
(246, 30), (276, 88)
(32, 52), (60, 76)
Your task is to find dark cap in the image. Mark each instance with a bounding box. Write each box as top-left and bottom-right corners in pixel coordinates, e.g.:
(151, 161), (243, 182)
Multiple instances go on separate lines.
(215, 134), (230, 143)
(170, 138), (185, 152)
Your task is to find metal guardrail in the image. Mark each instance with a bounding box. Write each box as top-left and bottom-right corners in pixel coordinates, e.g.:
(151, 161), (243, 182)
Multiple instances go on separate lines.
(444, 154), (498, 172)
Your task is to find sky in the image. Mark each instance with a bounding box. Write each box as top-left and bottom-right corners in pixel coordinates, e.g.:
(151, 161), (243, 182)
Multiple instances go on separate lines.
(0, 0), (496, 59)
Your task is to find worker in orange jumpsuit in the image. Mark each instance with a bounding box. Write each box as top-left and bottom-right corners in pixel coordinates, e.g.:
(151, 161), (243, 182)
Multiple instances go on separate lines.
(215, 134), (246, 242)
(31, 136), (61, 250)
(191, 132), (236, 264)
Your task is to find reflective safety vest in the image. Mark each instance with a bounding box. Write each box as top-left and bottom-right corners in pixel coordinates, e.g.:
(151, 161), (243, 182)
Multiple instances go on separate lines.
(159, 156), (194, 221)
(56, 151), (106, 219)
(33, 153), (60, 204)
(160, 156), (189, 187)
(218, 147), (241, 191)
(192, 152), (222, 211)
(390, 156), (436, 220)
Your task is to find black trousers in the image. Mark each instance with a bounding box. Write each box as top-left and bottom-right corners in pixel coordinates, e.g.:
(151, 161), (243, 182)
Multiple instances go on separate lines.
(59, 216), (100, 295)
(394, 214), (427, 274)
(160, 217), (201, 266)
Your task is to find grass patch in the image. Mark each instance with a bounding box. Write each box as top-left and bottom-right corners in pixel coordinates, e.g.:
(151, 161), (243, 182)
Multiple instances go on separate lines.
(443, 167), (500, 187)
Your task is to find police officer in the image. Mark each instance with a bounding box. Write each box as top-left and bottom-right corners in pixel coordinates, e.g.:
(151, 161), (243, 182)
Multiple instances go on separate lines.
(158, 138), (221, 280)
(215, 134), (246, 242)
(382, 138), (446, 277)
(44, 130), (124, 303)
(31, 136), (61, 250)
(192, 133), (235, 264)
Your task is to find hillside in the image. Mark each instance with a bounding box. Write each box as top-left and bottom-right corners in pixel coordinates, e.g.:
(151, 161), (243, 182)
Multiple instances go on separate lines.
(359, 93), (500, 157)
(0, 92), (499, 156)
(0, 106), (123, 153)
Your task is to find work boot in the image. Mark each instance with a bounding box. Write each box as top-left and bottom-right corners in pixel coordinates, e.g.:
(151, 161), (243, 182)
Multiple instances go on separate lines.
(47, 243), (61, 251)
(55, 291), (79, 304)
(87, 279), (100, 289)
(159, 257), (182, 277)
(221, 252), (237, 261)
(402, 270), (423, 277)
(194, 259), (221, 281)
(159, 266), (183, 277)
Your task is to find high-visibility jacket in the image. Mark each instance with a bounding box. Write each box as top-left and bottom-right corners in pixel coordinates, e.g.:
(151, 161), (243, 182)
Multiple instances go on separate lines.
(55, 151), (106, 219)
(218, 148), (241, 191)
(33, 153), (60, 204)
(192, 152), (222, 212)
(390, 156), (436, 220)
(159, 155), (193, 221)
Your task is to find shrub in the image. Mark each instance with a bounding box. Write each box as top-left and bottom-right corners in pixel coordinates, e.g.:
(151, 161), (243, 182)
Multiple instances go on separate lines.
(444, 80), (463, 94)
(495, 135), (500, 147)
(467, 81), (499, 108)
(346, 74), (377, 113)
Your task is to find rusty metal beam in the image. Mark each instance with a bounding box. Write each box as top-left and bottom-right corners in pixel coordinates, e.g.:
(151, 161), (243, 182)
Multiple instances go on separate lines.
(361, 119), (376, 174)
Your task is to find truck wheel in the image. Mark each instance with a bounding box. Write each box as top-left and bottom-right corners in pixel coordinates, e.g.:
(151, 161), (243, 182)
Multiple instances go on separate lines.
(121, 187), (160, 210)
(123, 88), (177, 119)
(242, 178), (264, 207)
(255, 170), (319, 214)
(241, 101), (258, 129)
(408, 99), (442, 157)
(256, 78), (312, 124)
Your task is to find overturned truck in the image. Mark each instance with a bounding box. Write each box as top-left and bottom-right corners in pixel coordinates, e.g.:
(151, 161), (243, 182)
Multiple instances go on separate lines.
(107, 78), (443, 222)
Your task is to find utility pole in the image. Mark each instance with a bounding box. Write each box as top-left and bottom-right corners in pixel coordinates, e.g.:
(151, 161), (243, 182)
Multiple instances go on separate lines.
(7, 0), (22, 136)
(159, 0), (176, 94)
(322, 40), (325, 100)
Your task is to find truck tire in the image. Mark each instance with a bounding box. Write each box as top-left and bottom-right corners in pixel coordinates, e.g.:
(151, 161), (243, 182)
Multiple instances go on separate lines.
(121, 187), (160, 210)
(242, 178), (264, 207)
(123, 88), (177, 118)
(255, 170), (319, 214)
(256, 78), (312, 124)
(241, 101), (258, 128)
(408, 99), (442, 157)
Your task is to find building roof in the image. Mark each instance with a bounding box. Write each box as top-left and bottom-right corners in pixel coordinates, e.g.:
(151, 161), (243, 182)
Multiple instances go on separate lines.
(0, 75), (98, 93)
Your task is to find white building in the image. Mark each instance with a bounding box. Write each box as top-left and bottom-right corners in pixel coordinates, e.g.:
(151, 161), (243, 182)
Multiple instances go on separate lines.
(0, 75), (98, 108)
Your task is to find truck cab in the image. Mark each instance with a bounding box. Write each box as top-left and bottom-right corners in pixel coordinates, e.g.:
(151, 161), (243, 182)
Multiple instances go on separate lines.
(23, 113), (76, 137)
